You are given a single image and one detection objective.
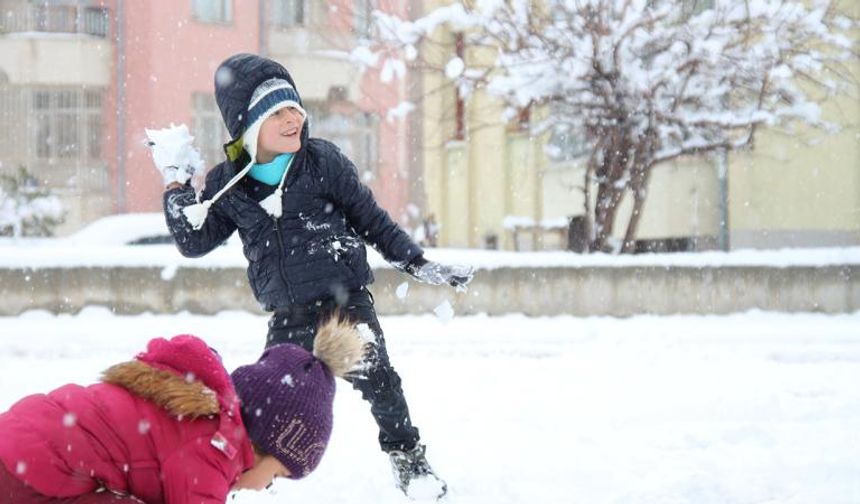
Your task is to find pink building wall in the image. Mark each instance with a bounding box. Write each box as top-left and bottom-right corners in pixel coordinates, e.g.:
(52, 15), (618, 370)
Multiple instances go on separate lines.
(106, 0), (259, 213)
(354, 0), (413, 225)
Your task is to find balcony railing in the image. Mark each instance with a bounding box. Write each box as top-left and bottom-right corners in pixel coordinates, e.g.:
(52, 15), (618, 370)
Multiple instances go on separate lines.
(0, 3), (109, 38)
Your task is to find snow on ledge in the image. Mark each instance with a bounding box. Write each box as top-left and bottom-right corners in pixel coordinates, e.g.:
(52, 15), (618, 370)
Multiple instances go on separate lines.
(394, 246), (860, 270)
(0, 241), (859, 269)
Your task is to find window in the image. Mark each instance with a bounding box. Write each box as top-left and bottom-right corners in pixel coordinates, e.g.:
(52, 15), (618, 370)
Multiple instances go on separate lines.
(353, 0), (374, 38)
(192, 93), (230, 167)
(192, 0), (232, 24)
(85, 91), (103, 159)
(545, 124), (588, 163)
(306, 102), (379, 177)
(82, 6), (109, 37)
(272, 0), (305, 28)
(0, 0), (109, 36)
(0, 84), (105, 199)
(30, 87), (104, 162)
(352, 112), (379, 177)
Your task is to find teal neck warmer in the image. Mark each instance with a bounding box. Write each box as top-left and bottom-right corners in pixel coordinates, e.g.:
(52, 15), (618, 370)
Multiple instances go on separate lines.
(249, 153), (294, 186)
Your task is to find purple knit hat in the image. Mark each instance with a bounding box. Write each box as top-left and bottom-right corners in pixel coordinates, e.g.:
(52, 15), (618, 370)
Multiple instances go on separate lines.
(231, 343), (336, 479)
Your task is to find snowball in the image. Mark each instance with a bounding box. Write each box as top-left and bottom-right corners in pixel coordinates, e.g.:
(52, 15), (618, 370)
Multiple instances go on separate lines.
(433, 300), (455, 324)
(396, 282), (409, 300)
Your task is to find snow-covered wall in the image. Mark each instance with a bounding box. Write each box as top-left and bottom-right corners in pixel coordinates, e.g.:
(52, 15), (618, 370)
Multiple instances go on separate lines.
(1, 259), (857, 316)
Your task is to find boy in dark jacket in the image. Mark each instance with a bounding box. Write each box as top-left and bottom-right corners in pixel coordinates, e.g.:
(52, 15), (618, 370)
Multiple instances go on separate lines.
(148, 53), (473, 499)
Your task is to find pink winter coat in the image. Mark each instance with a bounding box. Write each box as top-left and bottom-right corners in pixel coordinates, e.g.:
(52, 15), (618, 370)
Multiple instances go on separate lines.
(0, 335), (255, 504)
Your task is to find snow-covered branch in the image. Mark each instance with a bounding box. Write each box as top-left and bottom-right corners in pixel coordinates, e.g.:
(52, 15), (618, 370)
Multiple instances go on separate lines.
(358, 0), (858, 252)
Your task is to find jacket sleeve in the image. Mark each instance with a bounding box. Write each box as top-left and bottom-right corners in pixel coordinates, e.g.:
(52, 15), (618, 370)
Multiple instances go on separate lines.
(326, 148), (424, 266)
(163, 171), (237, 258)
(161, 440), (234, 504)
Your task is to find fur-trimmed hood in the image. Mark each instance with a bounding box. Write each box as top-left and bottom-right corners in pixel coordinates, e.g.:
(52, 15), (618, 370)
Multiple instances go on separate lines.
(102, 334), (242, 421)
(102, 360), (219, 418)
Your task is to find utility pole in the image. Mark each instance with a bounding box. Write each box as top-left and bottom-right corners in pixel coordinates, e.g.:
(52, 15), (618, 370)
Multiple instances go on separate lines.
(115, 0), (126, 213)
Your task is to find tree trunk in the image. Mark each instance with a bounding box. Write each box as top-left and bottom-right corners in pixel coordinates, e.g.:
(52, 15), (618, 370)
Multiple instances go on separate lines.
(621, 166), (651, 253)
(583, 147), (596, 251)
(589, 133), (632, 252)
(592, 184), (621, 252)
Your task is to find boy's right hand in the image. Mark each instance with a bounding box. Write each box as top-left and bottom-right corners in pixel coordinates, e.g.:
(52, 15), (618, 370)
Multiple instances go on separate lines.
(144, 123), (205, 187)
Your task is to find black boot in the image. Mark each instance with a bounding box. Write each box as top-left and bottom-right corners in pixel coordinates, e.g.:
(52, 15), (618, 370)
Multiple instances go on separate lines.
(389, 444), (447, 500)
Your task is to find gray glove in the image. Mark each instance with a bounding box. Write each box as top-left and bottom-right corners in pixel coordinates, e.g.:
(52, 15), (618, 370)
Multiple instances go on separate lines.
(407, 256), (475, 292)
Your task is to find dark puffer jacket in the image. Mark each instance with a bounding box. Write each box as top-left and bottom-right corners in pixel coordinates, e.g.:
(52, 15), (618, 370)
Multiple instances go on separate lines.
(164, 53), (422, 310)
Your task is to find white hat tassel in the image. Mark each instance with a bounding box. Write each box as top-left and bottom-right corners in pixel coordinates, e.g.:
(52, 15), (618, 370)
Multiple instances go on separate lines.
(182, 159), (254, 230)
(182, 200), (212, 229)
(256, 154), (294, 218)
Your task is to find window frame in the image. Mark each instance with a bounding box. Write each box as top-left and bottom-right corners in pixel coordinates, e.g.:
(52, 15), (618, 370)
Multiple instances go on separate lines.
(191, 0), (233, 25)
(28, 86), (105, 163)
(305, 101), (379, 177)
(353, 0), (375, 38)
(271, 0), (306, 29)
(191, 92), (230, 167)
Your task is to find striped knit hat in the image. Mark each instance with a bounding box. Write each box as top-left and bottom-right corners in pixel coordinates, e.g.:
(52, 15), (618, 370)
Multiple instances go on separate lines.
(182, 78), (307, 229)
(242, 78), (306, 162)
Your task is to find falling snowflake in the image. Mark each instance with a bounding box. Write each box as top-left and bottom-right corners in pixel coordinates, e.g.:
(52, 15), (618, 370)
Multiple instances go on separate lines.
(396, 282), (409, 300)
(62, 412), (77, 428)
(433, 300), (454, 324)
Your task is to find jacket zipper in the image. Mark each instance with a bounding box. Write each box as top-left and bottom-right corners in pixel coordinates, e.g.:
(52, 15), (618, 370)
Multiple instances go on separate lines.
(272, 216), (296, 305)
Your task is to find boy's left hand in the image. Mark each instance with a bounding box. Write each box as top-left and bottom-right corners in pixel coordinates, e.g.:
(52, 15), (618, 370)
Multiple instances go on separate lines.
(410, 259), (475, 292)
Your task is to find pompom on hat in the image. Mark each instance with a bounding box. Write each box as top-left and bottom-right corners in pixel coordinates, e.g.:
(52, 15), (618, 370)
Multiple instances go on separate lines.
(182, 77), (307, 229)
(230, 317), (366, 478)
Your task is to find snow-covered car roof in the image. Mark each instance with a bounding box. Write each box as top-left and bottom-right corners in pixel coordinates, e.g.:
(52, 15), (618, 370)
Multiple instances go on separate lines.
(67, 213), (174, 246)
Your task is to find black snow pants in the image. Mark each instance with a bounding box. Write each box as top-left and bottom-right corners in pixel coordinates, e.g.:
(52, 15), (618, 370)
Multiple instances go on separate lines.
(266, 287), (420, 453)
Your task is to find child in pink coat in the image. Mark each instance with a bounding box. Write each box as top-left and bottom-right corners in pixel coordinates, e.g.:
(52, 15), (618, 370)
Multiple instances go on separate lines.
(0, 318), (364, 503)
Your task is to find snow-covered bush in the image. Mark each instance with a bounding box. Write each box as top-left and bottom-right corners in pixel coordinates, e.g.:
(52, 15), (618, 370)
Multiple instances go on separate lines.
(0, 166), (64, 237)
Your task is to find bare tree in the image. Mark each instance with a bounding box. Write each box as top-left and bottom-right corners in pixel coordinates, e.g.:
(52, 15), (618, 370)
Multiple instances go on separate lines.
(355, 0), (858, 252)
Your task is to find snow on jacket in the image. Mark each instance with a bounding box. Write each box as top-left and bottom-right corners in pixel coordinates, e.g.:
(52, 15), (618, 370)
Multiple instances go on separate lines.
(0, 335), (255, 504)
(163, 53), (423, 310)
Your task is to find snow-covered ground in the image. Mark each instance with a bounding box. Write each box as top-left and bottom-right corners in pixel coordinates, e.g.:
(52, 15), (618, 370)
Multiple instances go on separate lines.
(1, 309), (858, 504)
